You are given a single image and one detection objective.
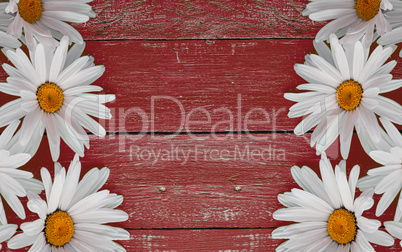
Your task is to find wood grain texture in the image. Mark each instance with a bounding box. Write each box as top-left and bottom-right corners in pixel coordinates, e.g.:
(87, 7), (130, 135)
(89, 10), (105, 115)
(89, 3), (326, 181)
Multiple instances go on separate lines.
(2, 227), (401, 251)
(3, 229), (401, 251)
(74, 0), (323, 40)
(3, 134), (398, 230)
(1, 40), (400, 133)
(115, 229), (402, 251)
(0, 0), (402, 250)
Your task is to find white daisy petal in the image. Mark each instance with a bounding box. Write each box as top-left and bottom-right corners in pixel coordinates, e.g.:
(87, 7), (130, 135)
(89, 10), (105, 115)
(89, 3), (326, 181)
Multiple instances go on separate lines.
(0, 82), (19, 96)
(330, 34), (350, 80)
(43, 113), (61, 162)
(375, 60), (397, 76)
(370, 149), (401, 165)
(335, 167), (353, 210)
(290, 188), (333, 214)
(13, 158), (128, 251)
(315, 14), (357, 43)
(364, 230), (394, 247)
(274, 207), (329, 222)
(5, 0), (95, 50)
(273, 157), (388, 250)
(0, 140), (38, 223)
(353, 41), (365, 80)
(21, 219), (44, 236)
(28, 232), (47, 252)
(358, 106), (381, 143)
(376, 185), (402, 217)
(357, 216), (380, 233)
(27, 198), (48, 220)
(354, 194), (375, 217)
(61, 65), (105, 89)
(7, 77), (37, 92)
(69, 237), (98, 252)
(40, 16), (83, 44)
(385, 221), (402, 239)
(43, 11), (89, 23)
(310, 9), (355, 22)
(56, 56), (90, 84)
(47, 168), (66, 214)
(0, 224), (16, 243)
(360, 46), (392, 83)
(0, 185), (26, 219)
(349, 165), (360, 200)
(49, 36), (69, 82)
(7, 233), (38, 249)
(65, 42), (86, 68)
(74, 224), (129, 240)
(0, 120), (20, 149)
(294, 64), (339, 87)
(354, 231), (375, 251)
(285, 35), (401, 158)
(340, 111), (357, 159)
(33, 45), (48, 85)
(0, 36), (114, 162)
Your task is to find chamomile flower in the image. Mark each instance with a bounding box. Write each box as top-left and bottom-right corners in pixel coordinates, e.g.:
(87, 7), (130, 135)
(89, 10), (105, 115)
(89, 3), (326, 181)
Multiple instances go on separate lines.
(378, 0), (402, 57)
(284, 34), (402, 159)
(0, 3), (20, 48)
(5, 0), (95, 50)
(0, 121), (43, 224)
(0, 36), (115, 162)
(7, 155), (130, 251)
(358, 145), (402, 217)
(303, 0), (393, 47)
(273, 156), (394, 251)
(0, 224), (16, 250)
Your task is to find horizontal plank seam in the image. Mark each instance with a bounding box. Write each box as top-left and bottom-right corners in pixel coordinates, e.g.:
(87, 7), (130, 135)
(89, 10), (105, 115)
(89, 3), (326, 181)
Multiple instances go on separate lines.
(43, 130), (402, 136)
(106, 130), (302, 135)
(42, 131), (300, 136)
(83, 37), (316, 42)
(126, 227), (275, 230)
(114, 226), (388, 231)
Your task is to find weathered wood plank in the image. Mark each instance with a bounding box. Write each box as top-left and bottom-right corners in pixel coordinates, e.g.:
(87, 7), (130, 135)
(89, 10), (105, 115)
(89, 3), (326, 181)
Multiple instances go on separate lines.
(119, 229), (402, 252)
(4, 134), (397, 230)
(1, 40), (400, 133)
(2, 229), (400, 251)
(75, 0), (323, 40)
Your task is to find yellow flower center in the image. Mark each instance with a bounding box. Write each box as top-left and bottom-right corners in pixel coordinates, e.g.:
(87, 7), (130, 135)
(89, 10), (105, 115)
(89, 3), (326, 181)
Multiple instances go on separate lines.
(36, 83), (64, 113)
(45, 211), (74, 247)
(355, 0), (381, 21)
(336, 80), (363, 111)
(17, 0), (43, 24)
(327, 209), (357, 245)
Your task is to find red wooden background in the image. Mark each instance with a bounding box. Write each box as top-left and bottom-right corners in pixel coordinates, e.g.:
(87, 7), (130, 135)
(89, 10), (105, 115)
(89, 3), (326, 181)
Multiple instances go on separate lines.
(1, 0), (402, 251)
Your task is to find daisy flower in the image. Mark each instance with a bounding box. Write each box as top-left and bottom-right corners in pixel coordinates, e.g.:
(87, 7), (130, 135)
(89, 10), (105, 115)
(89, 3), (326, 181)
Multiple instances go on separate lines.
(303, 0), (393, 47)
(8, 155), (130, 251)
(378, 0), (402, 57)
(0, 121), (43, 224)
(0, 224), (16, 250)
(358, 145), (402, 217)
(284, 34), (402, 159)
(0, 2), (20, 48)
(5, 0), (95, 50)
(273, 155), (394, 251)
(0, 36), (115, 162)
